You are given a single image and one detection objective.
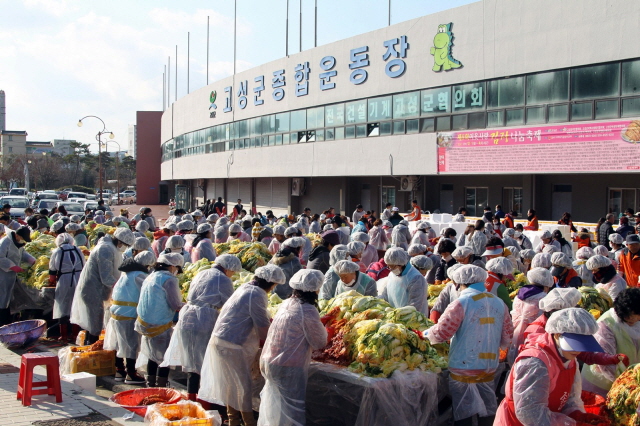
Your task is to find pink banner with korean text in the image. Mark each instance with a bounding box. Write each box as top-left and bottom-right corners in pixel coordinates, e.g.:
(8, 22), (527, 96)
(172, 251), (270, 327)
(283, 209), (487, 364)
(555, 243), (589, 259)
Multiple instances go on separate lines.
(437, 119), (640, 174)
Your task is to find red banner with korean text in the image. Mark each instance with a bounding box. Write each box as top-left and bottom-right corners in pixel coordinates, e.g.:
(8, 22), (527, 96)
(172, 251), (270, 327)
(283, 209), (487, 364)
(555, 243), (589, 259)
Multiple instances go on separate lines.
(437, 119), (640, 173)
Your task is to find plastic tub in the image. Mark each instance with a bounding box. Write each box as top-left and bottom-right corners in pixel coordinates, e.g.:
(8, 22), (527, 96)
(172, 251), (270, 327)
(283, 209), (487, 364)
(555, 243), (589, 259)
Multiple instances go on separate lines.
(110, 388), (184, 417)
(581, 390), (607, 417)
(0, 319), (46, 348)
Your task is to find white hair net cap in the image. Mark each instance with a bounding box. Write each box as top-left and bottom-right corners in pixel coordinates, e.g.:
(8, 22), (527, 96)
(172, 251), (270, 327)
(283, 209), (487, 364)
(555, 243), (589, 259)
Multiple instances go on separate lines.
(177, 220), (194, 231)
(527, 267), (554, 287)
(91, 211), (101, 217)
(65, 223), (81, 232)
(132, 237), (151, 251)
(399, 220), (409, 226)
(217, 217), (229, 226)
(166, 223), (178, 233)
(192, 210), (203, 217)
(52, 220), (65, 232)
(594, 245), (609, 257)
(229, 223), (242, 233)
(546, 307), (598, 335)
(254, 264), (286, 284)
(334, 260), (360, 275)
(453, 213), (466, 222)
(273, 225), (286, 235)
(135, 220), (149, 232)
(576, 246), (595, 260)
(165, 235), (185, 250)
(197, 223), (212, 234)
(282, 236), (305, 248)
(157, 252), (185, 268)
(408, 244), (427, 256)
(586, 255), (612, 270)
(55, 233), (75, 247)
(135, 251), (156, 266)
(284, 226), (299, 237)
(609, 233), (624, 245)
(507, 245), (521, 257)
(105, 211), (114, 218)
(539, 288), (582, 312)
(542, 245), (559, 254)
(447, 263), (464, 281)
(320, 214), (326, 220)
(417, 222), (430, 230)
(347, 241), (365, 257)
(532, 253), (552, 269)
(410, 255), (433, 271)
(540, 230), (552, 239)
(70, 215), (81, 223)
(289, 269), (324, 292)
(114, 228), (135, 246)
(351, 232), (369, 243)
(139, 207), (147, 213)
(452, 246), (474, 260)
(215, 254), (242, 272)
(456, 264), (488, 285)
(503, 228), (515, 237)
(520, 249), (536, 261)
(323, 224), (333, 231)
(183, 214), (194, 222)
(551, 252), (572, 269)
(382, 220), (392, 228)
(207, 214), (219, 222)
(384, 247), (410, 266)
(486, 257), (513, 275)
(329, 245), (349, 266)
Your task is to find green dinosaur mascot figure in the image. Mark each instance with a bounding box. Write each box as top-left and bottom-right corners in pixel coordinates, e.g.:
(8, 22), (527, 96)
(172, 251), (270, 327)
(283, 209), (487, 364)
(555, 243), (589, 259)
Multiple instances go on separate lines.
(430, 23), (462, 72)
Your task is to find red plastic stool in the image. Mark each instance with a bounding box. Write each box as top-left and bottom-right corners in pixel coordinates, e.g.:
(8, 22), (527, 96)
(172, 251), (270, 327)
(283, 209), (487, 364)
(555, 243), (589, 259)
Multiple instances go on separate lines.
(17, 352), (63, 406)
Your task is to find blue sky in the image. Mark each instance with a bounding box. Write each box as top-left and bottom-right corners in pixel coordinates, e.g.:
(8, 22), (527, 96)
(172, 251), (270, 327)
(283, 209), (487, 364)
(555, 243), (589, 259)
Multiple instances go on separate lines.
(0, 0), (477, 152)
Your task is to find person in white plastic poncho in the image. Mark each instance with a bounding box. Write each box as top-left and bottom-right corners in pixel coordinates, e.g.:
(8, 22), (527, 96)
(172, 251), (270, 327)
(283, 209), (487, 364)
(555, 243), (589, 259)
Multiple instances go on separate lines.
(135, 252), (185, 388)
(428, 263), (464, 323)
(70, 227), (135, 344)
(162, 254), (242, 401)
(103, 251), (156, 385)
(380, 247), (428, 316)
(581, 287), (639, 397)
(164, 235), (191, 266)
(190, 223), (217, 263)
(573, 246), (596, 286)
(351, 232), (377, 270)
(0, 226), (35, 325)
(319, 244), (350, 300)
(332, 260), (377, 297)
(123, 236), (151, 260)
(48, 233), (85, 343)
(508, 267), (554, 365)
(427, 265), (513, 426)
(495, 308), (610, 426)
(410, 255), (434, 278)
(198, 264), (286, 426)
(586, 255), (627, 301)
(258, 269), (328, 426)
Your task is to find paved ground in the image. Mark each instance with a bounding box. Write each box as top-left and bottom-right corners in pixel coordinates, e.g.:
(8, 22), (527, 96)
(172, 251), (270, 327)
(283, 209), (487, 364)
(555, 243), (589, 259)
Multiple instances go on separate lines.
(0, 342), (145, 425)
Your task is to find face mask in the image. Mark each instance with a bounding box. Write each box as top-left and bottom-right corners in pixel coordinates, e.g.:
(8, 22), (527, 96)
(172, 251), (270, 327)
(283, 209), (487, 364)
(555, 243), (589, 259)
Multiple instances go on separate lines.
(443, 255), (453, 262)
(391, 267), (403, 276)
(117, 244), (127, 253)
(345, 278), (356, 287)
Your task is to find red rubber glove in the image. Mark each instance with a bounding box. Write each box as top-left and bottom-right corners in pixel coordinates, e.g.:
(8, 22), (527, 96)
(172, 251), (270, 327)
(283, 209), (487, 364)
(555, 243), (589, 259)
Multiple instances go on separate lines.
(429, 310), (441, 324)
(10, 266), (24, 273)
(48, 275), (57, 286)
(569, 411), (609, 424)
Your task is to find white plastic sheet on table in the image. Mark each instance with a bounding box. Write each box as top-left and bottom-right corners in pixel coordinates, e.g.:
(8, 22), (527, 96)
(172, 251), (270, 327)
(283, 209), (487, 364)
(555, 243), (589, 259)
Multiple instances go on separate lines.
(541, 224), (570, 241)
(305, 362), (442, 426)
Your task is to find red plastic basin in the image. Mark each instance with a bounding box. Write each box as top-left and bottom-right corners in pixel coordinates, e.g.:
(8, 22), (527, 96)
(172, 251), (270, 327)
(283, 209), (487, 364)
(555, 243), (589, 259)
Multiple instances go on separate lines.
(109, 387), (184, 417)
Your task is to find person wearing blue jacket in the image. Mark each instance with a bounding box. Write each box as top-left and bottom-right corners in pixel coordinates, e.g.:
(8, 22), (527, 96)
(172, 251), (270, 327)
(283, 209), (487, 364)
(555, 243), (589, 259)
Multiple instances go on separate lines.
(135, 252), (185, 388)
(104, 251), (156, 384)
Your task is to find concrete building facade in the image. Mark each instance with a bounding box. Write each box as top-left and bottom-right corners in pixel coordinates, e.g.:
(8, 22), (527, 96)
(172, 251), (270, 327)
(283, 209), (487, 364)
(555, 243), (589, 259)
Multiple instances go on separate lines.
(159, 0), (640, 221)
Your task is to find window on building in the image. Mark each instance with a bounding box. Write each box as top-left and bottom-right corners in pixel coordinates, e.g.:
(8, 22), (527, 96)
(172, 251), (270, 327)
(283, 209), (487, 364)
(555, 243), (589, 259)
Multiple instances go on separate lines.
(405, 119), (419, 134)
(436, 116), (451, 131)
(548, 104), (569, 123)
(393, 120), (405, 134)
(345, 126), (356, 139)
(307, 106), (324, 129)
(356, 124), (367, 137)
(325, 103), (345, 127)
(452, 82), (485, 112)
(379, 121), (392, 136)
(487, 110), (504, 127)
(571, 63), (620, 100)
(8, 135), (12, 141)
(571, 102), (593, 121)
(506, 108), (524, 126)
(465, 187), (488, 217)
(316, 129), (325, 141)
(367, 123), (380, 136)
(420, 118), (435, 133)
(608, 188), (638, 219)
(468, 112), (486, 129)
(526, 106), (545, 124)
(595, 99), (619, 119)
(368, 96), (392, 122)
(276, 112), (290, 133)
(290, 110), (307, 131)
(345, 100), (367, 124)
(382, 186), (396, 209)
(622, 97), (640, 117)
(8, 146), (12, 153)
(452, 114), (467, 130)
(622, 59), (640, 96)
(503, 187), (523, 216)
(335, 127), (345, 140)
(325, 128), (335, 141)
(421, 87), (451, 115)
(526, 70), (569, 105)
(488, 77), (524, 108)
(393, 91), (420, 119)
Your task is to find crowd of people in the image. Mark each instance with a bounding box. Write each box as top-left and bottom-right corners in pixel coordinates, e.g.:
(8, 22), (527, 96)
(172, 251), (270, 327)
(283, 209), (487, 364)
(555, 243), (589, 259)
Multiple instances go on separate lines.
(1, 198), (640, 426)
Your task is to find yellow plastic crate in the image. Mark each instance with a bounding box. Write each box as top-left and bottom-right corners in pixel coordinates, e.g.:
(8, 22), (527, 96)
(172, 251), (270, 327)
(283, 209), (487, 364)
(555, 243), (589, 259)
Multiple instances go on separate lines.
(69, 345), (116, 377)
(146, 401), (215, 426)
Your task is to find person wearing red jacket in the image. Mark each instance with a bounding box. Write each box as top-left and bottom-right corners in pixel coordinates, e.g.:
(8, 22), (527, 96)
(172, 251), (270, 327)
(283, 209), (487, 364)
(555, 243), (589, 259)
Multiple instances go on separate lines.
(523, 209), (539, 231)
(495, 308), (610, 426)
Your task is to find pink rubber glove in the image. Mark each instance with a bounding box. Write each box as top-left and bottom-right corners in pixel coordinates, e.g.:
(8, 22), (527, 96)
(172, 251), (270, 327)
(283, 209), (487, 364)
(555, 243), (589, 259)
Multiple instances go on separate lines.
(10, 266), (24, 273)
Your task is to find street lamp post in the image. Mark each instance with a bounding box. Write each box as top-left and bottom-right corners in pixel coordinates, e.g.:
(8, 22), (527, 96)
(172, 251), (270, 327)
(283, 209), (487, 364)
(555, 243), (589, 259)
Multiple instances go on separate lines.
(77, 116), (114, 201)
(102, 140), (121, 205)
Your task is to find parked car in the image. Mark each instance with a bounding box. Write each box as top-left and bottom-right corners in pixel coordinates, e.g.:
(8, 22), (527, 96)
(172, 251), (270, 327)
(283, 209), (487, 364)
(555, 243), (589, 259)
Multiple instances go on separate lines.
(83, 201), (111, 212)
(35, 199), (58, 211)
(0, 196), (30, 220)
(86, 194), (96, 200)
(55, 201), (85, 216)
(66, 192), (88, 200)
(67, 197), (88, 204)
(110, 192), (136, 205)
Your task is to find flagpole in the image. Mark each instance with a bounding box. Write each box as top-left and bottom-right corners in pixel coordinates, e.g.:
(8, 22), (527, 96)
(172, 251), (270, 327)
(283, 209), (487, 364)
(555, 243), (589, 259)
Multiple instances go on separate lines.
(207, 16), (210, 85)
(286, 0), (289, 56)
(234, 0), (237, 75)
(187, 32), (190, 94)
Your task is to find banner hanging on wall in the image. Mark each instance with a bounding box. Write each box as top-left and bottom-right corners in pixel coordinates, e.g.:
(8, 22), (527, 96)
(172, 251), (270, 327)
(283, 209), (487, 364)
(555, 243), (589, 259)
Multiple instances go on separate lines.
(437, 119), (640, 174)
